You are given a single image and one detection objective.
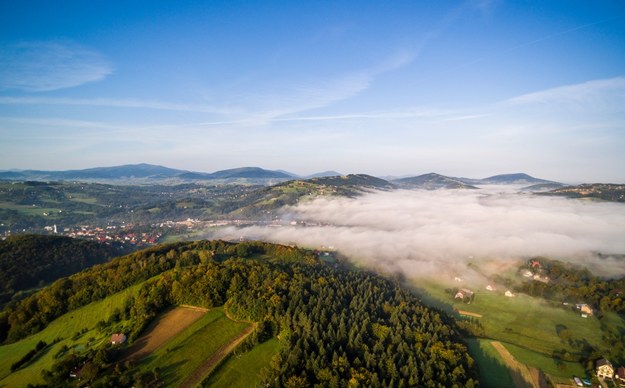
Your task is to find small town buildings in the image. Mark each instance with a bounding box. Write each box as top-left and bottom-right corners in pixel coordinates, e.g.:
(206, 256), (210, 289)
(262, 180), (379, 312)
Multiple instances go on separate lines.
(110, 333), (127, 345)
(522, 270), (533, 278)
(532, 274), (550, 283)
(596, 358), (614, 379)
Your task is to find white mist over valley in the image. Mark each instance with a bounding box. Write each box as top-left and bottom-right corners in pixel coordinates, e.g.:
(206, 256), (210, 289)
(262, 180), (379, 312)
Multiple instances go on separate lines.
(216, 187), (625, 279)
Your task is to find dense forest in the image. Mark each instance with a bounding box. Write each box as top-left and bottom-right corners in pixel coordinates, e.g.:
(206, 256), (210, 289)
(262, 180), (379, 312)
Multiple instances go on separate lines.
(0, 240), (478, 387)
(0, 234), (127, 306)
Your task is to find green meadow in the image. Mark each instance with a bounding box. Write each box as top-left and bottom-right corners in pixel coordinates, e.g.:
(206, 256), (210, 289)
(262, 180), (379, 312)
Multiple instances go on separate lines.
(415, 279), (621, 381)
(138, 308), (250, 387)
(203, 338), (281, 387)
(0, 284), (140, 386)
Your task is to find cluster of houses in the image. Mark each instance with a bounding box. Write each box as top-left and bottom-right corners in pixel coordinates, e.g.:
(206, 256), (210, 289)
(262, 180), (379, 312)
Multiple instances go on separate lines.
(596, 358), (625, 386)
(521, 259), (550, 283)
(453, 278), (516, 301)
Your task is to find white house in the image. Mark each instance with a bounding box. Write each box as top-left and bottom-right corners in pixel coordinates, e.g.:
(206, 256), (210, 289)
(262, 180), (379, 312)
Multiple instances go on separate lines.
(596, 358), (614, 379)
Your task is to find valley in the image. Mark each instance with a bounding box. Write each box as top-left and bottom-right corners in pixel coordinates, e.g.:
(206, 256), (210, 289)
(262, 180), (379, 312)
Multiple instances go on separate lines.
(1, 166), (624, 387)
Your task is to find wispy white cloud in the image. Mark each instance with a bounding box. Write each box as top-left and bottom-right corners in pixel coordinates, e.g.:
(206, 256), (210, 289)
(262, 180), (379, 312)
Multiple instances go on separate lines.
(0, 96), (239, 115)
(506, 77), (625, 110)
(0, 41), (113, 92)
(244, 50), (417, 123)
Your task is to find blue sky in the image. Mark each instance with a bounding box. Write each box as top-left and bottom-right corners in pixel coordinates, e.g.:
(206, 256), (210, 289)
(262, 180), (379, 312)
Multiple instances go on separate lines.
(1, 0), (624, 182)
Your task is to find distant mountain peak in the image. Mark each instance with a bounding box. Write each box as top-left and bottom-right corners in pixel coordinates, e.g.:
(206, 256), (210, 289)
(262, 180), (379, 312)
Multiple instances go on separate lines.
(481, 173), (554, 184)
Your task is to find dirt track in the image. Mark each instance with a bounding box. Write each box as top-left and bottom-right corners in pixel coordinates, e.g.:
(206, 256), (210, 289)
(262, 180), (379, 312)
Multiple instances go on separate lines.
(179, 324), (254, 388)
(457, 310), (483, 318)
(123, 306), (207, 362)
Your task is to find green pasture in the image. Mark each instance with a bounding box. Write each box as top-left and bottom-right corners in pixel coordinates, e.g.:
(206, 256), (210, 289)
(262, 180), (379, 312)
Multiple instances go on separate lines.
(503, 342), (586, 383)
(203, 338), (281, 387)
(417, 280), (607, 356)
(464, 338), (514, 388)
(0, 284), (140, 386)
(0, 201), (62, 217)
(138, 308), (250, 387)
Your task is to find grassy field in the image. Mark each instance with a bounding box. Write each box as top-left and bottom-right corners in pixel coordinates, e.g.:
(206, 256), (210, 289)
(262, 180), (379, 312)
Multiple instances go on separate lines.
(0, 284), (141, 386)
(416, 280), (606, 356)
(464, 338), (515, 388)
(203, 338), (281, 387)
(412, 278), (624, 385)
(138, 308), (250, 387)
(0, 201), (62, 217)
(503, 341), (586, 384)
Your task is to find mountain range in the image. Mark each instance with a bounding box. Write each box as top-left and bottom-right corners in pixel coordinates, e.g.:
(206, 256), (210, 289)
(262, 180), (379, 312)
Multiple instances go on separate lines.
(0, 163), (561, 188)
(0, 164), (341, 182)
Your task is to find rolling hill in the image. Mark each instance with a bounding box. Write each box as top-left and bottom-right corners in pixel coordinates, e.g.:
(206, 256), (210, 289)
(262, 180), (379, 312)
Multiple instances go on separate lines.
(227, 174), (395, 217)
(0, 235), (127, 306)
(394, 173), (478, 190)
(0, 240), (477, 387)
(459, 173), (558, 186)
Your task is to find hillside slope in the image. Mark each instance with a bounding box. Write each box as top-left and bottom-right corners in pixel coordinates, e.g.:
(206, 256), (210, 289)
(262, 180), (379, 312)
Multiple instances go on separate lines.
(0, 235), (126, 305)
(0, 240), (477, 387)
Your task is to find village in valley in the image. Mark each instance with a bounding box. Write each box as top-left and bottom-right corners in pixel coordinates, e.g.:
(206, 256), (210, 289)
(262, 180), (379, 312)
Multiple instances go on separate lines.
(444, 257), (625, 387)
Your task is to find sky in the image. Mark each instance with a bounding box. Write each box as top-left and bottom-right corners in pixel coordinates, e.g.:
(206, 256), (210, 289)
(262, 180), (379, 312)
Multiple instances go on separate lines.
(1, 0), (624, 182)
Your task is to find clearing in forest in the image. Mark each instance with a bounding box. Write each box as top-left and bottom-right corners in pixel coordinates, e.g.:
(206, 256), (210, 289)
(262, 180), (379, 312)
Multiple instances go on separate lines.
(123, 306), (207, 361)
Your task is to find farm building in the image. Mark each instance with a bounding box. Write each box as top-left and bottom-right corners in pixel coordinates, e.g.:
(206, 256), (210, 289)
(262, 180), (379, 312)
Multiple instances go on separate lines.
(485, 285), (496, 291)
(580, 304), (594, 316)
(505, 290), (515, 297)
(596, 358), (614, 379)
(454, 288), (474, 300)
(110, 333), (127, 345)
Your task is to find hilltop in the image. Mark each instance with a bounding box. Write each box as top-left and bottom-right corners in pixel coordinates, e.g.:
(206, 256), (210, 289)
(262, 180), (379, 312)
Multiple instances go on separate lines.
(394, 173), (478, 190)
(459, 173), (559, 186)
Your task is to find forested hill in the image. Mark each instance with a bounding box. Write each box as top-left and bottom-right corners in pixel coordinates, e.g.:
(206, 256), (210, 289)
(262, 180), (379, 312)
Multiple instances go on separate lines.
(0, 240), (477, 387)
(541, 183), (625, 202)
(0, 234), (126, 306)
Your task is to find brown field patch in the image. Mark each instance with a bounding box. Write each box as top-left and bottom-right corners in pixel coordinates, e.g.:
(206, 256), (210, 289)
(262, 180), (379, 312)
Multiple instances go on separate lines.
(457, 310), (483, 318)
(123, 306), (207, 361)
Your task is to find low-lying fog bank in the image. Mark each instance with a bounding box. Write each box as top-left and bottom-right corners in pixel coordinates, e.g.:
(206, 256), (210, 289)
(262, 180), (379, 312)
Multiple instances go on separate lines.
(214, 188), (625, 279)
